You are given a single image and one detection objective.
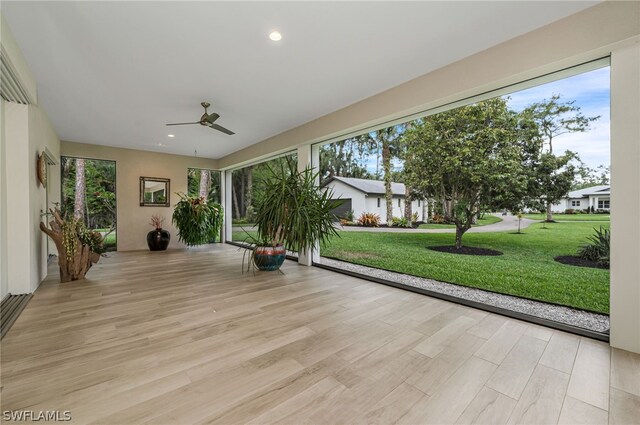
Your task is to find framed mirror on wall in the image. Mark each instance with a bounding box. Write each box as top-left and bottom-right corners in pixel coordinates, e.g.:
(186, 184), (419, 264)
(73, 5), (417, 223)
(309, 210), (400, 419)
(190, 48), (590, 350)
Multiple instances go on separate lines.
(140, 177), (170, 207)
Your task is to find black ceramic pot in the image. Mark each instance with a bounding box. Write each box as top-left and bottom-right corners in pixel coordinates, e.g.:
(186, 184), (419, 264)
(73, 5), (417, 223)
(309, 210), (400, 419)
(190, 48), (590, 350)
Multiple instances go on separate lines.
(147, 229), (170, 251)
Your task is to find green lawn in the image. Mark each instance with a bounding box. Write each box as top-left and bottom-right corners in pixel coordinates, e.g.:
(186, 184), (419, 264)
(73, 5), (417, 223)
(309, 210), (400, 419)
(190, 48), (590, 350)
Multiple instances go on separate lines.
(322, 222), (610, 313)
(418, 214), (502, 229)
(522, 213), (610, 222)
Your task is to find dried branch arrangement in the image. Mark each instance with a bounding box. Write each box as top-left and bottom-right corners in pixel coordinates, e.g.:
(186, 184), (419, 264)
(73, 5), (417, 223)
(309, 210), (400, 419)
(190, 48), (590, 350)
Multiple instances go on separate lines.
(40, 208), (104, 282)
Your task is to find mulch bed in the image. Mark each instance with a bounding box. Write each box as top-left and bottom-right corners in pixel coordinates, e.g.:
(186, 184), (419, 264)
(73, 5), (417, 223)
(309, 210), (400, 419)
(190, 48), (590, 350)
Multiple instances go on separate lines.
(554, 255), (608, 269)
(428, 245), (503, 256)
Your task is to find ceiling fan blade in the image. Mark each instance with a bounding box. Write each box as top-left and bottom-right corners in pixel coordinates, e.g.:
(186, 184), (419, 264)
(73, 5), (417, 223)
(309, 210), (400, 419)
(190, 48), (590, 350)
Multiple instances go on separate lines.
(210, 123), (235, 135)
(166, 122), (200, 126)
(205, 113), (220, 124)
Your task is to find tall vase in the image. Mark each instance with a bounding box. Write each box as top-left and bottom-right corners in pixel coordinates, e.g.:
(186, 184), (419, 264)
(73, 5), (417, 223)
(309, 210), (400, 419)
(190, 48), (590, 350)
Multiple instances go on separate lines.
(147, 228), (170, 251)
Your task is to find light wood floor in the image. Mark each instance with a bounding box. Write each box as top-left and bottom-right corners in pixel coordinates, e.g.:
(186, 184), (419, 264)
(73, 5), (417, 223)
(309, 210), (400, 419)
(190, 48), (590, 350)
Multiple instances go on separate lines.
(1, 245), (638, 425)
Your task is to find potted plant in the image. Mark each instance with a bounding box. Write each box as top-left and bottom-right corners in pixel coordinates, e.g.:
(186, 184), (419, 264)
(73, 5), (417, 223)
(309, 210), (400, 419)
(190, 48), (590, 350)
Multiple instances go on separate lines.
(172, 193), (223, 246)
(147, 214), (170, 251)
(40, 206), (105, 282)
(245, 158), (342, 271)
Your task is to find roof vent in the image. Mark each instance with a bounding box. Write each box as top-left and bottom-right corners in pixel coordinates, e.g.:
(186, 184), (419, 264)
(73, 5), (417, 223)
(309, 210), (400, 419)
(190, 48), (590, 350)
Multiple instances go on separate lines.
(0, 46), (31, 104)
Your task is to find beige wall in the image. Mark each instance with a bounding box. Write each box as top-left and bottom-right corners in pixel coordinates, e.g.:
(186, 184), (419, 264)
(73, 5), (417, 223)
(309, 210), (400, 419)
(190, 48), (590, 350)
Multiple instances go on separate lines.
(610, 43), (640, 354)
(2, 12), (61, 295)
(29, 105), (60, 284)
(61, 142), (219, 251)
(0, 99), (8, 300)
(4, 102), (60, 294)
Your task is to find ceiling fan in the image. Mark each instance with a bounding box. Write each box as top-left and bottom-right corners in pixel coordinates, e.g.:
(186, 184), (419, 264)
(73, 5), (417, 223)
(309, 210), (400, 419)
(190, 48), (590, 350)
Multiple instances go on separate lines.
(166, 102), (235, 135)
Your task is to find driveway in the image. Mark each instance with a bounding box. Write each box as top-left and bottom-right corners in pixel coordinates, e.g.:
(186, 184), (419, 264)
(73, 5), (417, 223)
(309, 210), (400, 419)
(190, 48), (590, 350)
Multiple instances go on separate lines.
(338, 213), (535, 234)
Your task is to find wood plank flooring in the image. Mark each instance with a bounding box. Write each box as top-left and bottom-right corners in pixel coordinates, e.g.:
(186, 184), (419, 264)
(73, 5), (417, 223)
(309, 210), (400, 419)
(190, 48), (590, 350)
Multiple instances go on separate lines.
(1, 245), (638, 424)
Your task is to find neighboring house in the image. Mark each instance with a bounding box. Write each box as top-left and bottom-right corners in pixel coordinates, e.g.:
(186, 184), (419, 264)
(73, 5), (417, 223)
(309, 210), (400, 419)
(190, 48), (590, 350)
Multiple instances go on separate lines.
(551, 184), (611, 212)
(321, 176), (427, 222)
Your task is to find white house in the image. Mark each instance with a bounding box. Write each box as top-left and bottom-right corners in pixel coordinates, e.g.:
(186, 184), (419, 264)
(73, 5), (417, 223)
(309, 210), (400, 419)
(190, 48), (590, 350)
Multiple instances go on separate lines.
(552, 185), (611, 213)
(322, 176), (426, 222)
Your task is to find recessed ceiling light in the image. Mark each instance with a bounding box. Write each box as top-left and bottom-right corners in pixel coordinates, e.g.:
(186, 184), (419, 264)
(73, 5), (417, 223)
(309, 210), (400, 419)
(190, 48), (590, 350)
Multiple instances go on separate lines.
(269, 31), (282, 41)
(167, 134), (175, 138)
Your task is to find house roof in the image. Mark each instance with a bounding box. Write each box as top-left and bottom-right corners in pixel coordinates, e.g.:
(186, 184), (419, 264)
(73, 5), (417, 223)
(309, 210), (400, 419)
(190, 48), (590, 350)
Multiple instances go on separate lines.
(568, 185), (610, 198)
(322, 176), (406, 196)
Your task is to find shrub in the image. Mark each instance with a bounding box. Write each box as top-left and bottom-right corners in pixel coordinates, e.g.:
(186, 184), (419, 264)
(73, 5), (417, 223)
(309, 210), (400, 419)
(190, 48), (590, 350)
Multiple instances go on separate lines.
(565, 208), (576, 214)
(339, 218), (353, 226)
(357, 212), (380, 227)
(577, 226), (610, 268)
(344, 209), (355, 222)
(411, 212), (419, 222)
(430, 214), (447, 224)
(392, 216), (411, 228)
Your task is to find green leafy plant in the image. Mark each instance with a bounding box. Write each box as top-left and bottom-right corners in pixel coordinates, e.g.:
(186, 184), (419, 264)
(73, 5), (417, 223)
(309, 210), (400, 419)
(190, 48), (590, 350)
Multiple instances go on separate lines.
(252, 158), (342, 252)
(392, 216), (411, 228)
(357, 212), (380, 227)
(344, 209), (355, 222)
(577, 226), (610, 268)
(172, 193), (223, 246)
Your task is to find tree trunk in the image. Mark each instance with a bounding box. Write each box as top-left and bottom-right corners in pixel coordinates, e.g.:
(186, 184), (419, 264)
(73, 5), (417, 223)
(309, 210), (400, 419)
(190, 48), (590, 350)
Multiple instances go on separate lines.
(546, 200), (553, 221)
(199, 169), (210, 199)
(240, 170), (246, 217)
(245, 166), (253, 213)
(40, 208), (100, 282)
(74, 158), (85, 221)
(382, 139), (393, 226)
(455, 226), (465, 249)
(232, 184), (241, 219)
(404, 186), (413, 224)
(518, 217), (522, 234)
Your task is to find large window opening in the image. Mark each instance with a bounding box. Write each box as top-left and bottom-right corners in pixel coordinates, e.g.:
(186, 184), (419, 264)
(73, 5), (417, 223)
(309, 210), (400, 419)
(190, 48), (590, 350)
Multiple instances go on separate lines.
(315, 62), (610, 334)
(187, 168), (222, 243)
(231, 152), (297, 244)
(187, 168), (221, 204)
(61, 157), (117, 252)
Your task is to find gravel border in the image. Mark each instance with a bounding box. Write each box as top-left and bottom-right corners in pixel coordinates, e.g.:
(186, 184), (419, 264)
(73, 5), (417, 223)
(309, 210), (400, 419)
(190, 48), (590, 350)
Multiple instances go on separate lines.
(319, 257), (610, 333)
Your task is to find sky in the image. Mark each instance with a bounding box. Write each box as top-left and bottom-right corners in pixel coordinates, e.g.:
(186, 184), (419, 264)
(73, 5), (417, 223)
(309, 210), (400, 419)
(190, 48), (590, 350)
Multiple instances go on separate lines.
(351, 65), (611, 176)
(504, 66), (610, 170)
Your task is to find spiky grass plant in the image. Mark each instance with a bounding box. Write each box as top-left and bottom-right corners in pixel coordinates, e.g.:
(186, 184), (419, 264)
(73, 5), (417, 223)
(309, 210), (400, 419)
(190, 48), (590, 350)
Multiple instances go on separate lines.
(252, 158), (342, 253)
(577, 226), (610, 268)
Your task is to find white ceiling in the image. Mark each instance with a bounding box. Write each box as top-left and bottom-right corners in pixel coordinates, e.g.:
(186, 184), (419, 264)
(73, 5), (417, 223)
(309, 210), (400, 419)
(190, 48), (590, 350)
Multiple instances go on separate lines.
(2, 1), (598, 159)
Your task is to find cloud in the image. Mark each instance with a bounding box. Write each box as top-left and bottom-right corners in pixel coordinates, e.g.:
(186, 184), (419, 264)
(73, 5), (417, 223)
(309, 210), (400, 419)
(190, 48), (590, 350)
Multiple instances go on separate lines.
(506, 66), (610, 169)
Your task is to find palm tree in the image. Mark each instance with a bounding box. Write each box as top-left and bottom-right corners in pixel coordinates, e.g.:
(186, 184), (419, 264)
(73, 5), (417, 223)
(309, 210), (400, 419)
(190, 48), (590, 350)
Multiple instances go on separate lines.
(73, 158), (85, 221)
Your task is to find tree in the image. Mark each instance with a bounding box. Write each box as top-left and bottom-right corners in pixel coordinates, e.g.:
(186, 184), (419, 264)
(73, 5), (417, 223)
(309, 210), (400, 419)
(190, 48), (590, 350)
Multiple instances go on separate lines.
(376, 127), (402, 226)
(574, 163), (609, 190)
(404, 98), (531, 249)
(198, 169), (211, 198)
(74, 158), (86, 221)
(319, 135), (374, 180)
(523, 95), (599, 220)
(533, 151), (578, 221)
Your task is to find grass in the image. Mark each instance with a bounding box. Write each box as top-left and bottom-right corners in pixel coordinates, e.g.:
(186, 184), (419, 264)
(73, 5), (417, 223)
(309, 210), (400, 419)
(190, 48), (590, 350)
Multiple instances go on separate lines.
(418, 214), (502, 229)
(321, 221), (610, 314)
(522, 213), (610, 222)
